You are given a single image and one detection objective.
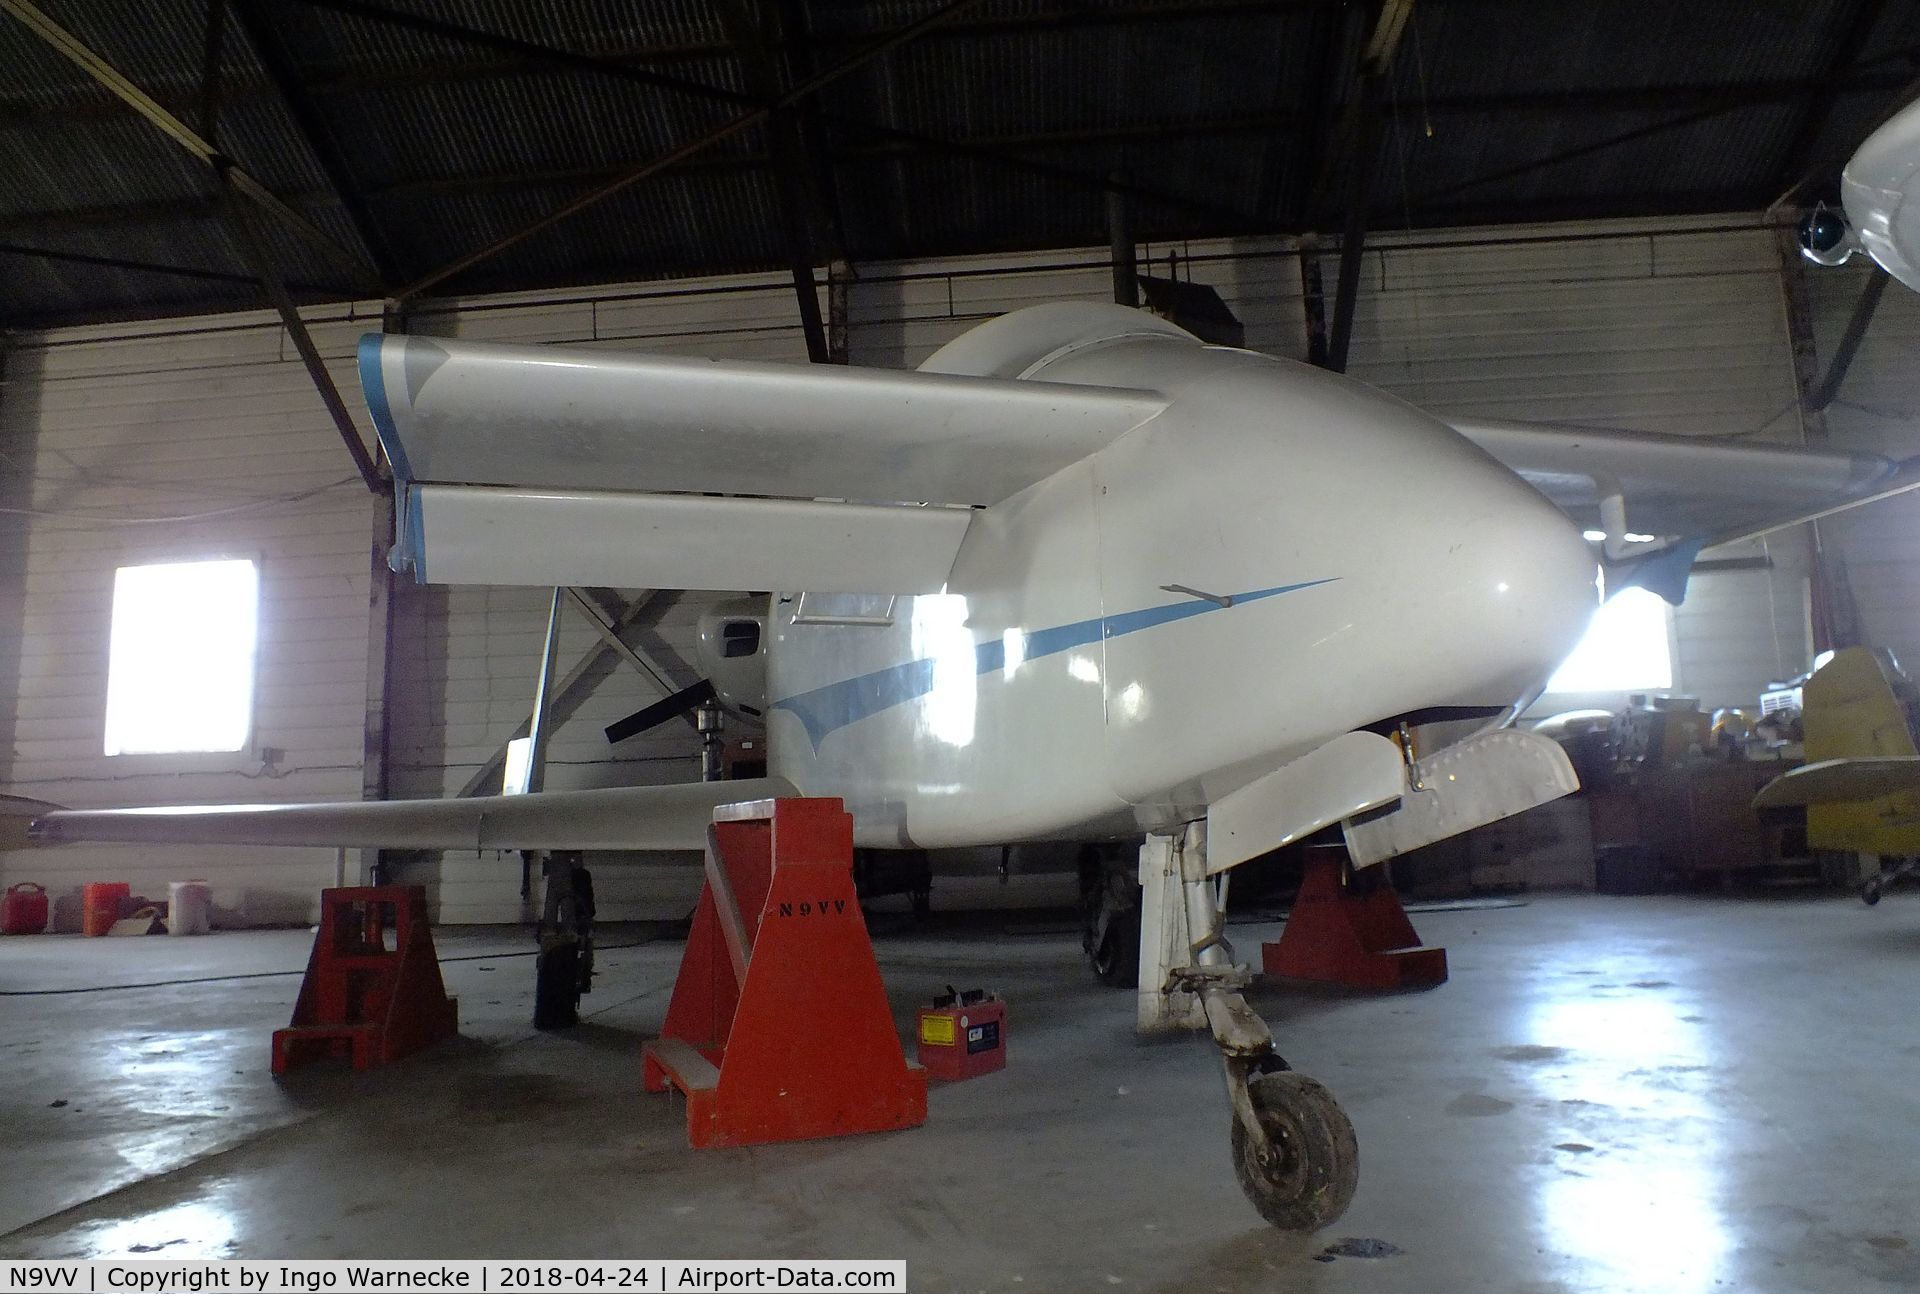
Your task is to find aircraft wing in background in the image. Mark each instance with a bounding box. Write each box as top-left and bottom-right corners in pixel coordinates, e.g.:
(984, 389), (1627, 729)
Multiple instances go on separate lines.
(1454, 416), (1920, 600)
(1454, 417), (1906, 545)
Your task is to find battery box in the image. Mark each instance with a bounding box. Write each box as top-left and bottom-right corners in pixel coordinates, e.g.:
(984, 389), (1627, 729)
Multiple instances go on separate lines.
(915, 989), (1006, 1081)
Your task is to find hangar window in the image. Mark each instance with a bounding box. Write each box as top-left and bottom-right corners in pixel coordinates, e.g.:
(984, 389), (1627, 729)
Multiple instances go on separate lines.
(103, 558), (260, 756)
(1545, 586), (1674, 694)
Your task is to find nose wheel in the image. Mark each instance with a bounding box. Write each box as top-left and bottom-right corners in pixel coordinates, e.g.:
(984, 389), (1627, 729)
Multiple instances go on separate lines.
(1143, 825), (1361, 1232)
(1228, 1063), (1360, 1231)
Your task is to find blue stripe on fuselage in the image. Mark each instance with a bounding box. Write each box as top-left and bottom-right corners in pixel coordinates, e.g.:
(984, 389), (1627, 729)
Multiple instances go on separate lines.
(770, 578), (1337, 751)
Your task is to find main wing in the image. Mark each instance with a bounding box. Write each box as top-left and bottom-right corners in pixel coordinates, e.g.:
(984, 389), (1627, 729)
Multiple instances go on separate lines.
(1753, 758), (1920, 809)
(26, 779), (796, 852)
(360, 335), (1168, 594)
(1453, 417), (1906, 544)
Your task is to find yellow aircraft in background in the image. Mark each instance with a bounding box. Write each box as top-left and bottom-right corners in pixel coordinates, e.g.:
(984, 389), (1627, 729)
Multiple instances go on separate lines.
(1755, 647), (1920, 903)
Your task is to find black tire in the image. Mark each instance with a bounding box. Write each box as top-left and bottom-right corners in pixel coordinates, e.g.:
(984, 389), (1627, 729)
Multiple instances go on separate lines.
(1089, 903), (1140, 987)
(1230, 1071), (1359, 1232)
(533, 942), (581, 1031)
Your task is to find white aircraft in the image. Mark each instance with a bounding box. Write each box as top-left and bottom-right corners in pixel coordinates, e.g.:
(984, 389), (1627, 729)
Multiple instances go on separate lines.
(16, 299), (1918, 1230)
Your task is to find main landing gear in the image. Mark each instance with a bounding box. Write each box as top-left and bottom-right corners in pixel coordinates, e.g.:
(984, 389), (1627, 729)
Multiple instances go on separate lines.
(1079, 844), (1140, 987)
(533, 850), (596, 1031)
(1139, 822), (1359, 1231)
(1862, 856), (1919, 906)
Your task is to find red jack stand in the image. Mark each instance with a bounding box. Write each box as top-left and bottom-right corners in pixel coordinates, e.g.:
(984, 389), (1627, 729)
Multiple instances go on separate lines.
(643, 798), (928, 1148)
(1261, 845), (1448, 990)
(272, 886), (459, 1073)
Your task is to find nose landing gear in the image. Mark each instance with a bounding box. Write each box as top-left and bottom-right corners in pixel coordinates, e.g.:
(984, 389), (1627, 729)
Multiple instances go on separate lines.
(1141, 824), (1359, 1231)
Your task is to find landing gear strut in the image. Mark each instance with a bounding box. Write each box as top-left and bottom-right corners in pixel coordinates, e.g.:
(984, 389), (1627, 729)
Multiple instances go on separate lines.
(1863, 856), (1918, 905)
(1141, 822), (1359, 1231)
(533, 850), (595, 1030)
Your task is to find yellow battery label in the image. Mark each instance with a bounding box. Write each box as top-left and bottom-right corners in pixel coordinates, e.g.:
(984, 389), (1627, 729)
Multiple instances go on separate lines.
(919, 1014), (956, 1046)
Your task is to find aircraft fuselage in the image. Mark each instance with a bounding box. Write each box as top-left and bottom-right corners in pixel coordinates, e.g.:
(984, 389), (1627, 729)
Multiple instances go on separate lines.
(762, 328), (1599, 849)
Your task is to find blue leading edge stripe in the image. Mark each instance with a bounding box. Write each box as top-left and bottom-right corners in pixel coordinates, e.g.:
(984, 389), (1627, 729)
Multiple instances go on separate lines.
(357, 334), (412, 486)
(771, 578), (1337, 750)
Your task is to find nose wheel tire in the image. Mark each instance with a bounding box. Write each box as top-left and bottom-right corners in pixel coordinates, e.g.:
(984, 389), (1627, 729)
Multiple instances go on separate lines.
(1230, 1070), (1359, 1232)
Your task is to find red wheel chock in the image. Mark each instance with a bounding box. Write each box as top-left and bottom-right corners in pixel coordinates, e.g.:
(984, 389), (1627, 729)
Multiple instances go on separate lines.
(643, 798), (928, 1148)
(272, 886), (459, 1073)
(1261, 846), (1448, 991)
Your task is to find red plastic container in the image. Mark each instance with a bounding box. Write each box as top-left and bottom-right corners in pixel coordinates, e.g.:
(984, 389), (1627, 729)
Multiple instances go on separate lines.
(82, 882), (130, 937)
(2, 883), (49, 935)
(916, 991), (1006, 1082)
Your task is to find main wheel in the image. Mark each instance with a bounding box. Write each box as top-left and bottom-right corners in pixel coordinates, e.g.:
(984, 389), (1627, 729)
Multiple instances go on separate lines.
(1230, 1071), (1359, 1232)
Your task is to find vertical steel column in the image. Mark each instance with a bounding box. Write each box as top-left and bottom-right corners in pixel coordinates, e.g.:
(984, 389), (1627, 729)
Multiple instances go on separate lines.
(360, 307), (402, 887)
(1774, 226), (1860, 652)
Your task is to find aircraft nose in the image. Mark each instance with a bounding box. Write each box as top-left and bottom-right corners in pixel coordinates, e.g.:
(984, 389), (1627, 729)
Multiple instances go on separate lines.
(1422, 472), (1599, 706)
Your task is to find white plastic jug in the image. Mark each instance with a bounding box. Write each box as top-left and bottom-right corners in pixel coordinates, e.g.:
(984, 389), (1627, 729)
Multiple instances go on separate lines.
(167, 880), (212, 936)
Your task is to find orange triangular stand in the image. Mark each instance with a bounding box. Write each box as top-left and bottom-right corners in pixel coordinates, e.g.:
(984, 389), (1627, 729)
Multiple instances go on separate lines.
(272, 886), (459, 1072)
(1262, 845), (1448, 991)
(643, 798), (927, 1147)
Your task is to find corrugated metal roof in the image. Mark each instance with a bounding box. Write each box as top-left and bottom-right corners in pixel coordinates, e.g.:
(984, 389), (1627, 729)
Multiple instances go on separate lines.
(1, 0), (1912, 326)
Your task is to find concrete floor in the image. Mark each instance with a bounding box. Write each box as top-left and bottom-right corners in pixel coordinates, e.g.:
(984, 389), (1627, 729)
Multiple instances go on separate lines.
(1, 892), (1917, 1292)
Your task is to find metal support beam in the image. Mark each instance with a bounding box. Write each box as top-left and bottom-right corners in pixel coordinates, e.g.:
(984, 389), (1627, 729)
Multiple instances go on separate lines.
(716, 0), (832, 363)
(1780, 0), (1891, 190)
(302, 0), (1246, 300)
(1297, 235), (1329, 367)
(230, 0), (403, 285)
(562, 588), (698, 722)
(456, 592), (678, 798)
(0, 0), (384, 294)
(525, 587), (567, 796)
(358, 305), (403, 883)
(826, 258), (852, 364)
(1774, 225), (1861, 652)
(1325, 76), (1382, 373)
(197, 0), (228, 141)
(222, 189), (385, 491)
(773, 0), (850, 262)
(0, 240), (312, 288)
(1811, 267), (1890, 411)
(380, 0), (988, 300)
(1318, 0), (1410, 372)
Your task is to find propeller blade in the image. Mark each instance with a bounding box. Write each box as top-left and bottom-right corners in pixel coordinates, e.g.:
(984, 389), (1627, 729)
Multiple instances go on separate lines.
(605, 679), (717, 745)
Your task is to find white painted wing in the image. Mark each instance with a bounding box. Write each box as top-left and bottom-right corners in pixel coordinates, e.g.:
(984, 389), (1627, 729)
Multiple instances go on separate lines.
(1752, 758), (1920, 809)
(359, 334), (1168, 592)
(1452, 417), (1904, 543)
(28, 778), (796, 852)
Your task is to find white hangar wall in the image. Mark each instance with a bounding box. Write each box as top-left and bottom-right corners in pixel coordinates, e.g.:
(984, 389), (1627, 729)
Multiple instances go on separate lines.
(0, 305), (385, 927)
(3, 215), (1895, 926)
